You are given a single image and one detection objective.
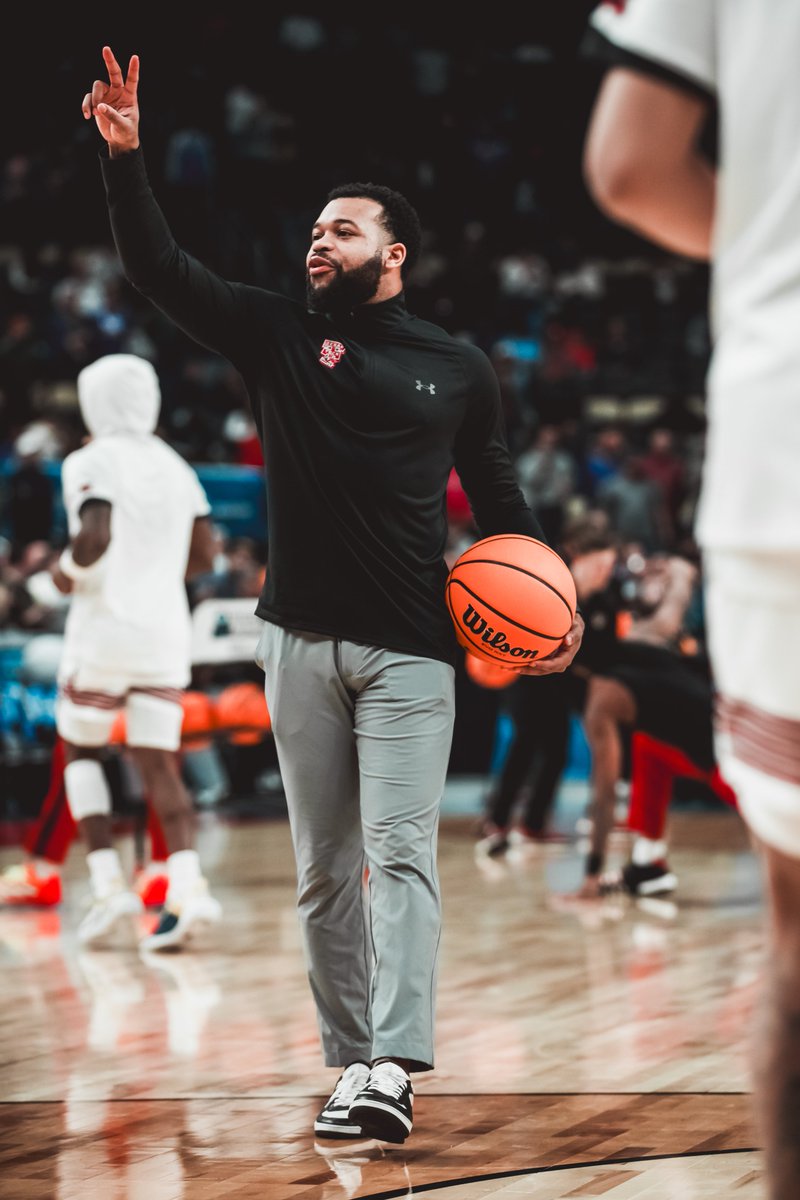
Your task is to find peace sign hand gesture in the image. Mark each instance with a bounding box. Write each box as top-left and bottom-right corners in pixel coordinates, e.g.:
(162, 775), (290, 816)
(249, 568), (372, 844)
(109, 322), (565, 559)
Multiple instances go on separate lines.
(82, 46), (140, 156)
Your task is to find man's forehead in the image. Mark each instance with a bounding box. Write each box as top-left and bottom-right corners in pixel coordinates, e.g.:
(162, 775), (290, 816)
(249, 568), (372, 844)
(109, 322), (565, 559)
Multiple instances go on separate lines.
(314, 196), (385, 228)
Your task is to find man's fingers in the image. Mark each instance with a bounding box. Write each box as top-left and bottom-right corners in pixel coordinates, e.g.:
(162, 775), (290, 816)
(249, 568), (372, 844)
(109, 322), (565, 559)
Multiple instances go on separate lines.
(103, 45), (123, 87)
(81, 92), (93, 119)
(97, 102), (128, 127)
(91, 79), (107, 108)
(517, 648), (573, 675)
(126, 54), (140, 92)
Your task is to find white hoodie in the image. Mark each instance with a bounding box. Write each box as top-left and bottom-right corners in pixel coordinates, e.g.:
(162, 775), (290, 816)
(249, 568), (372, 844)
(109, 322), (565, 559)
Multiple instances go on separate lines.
(60, 354), (210, 682)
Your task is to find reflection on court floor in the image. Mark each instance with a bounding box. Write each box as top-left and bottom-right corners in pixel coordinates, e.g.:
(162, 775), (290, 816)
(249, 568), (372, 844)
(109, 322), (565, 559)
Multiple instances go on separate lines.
(0, 807), (763, 1198)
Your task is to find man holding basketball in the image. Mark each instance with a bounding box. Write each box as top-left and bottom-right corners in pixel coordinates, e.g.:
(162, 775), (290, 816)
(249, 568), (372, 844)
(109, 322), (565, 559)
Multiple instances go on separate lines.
(584, 2), (800, 1194)
(81, 46), (583, 1144)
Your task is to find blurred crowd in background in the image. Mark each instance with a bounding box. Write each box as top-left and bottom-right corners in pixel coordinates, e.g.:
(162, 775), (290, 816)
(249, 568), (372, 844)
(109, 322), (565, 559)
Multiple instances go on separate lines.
(0, 9), (714, 803)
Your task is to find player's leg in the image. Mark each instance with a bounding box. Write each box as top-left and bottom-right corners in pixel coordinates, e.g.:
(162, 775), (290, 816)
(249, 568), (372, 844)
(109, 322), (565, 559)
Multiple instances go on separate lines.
(604, 662), (722, 898)
(705, 547), (800, 1199)
(518, 677), (572, 841)
(0, 736), (69, 906)
(752, 841), (800, 1200)
(126, 689), (221, 952)
(478, 680), (539, 855)
(580, 675), (637, 895)
(347, 644), (455, 1143)
(256, 620), (374, 1134)
(56, 679), (144, 944)
(133, 805), (169, 909)
(618, 732), (698, 895)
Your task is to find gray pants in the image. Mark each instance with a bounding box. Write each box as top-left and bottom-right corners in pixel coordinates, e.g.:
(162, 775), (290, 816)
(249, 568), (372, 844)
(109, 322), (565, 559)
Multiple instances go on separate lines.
(256, 621), (455, 1072)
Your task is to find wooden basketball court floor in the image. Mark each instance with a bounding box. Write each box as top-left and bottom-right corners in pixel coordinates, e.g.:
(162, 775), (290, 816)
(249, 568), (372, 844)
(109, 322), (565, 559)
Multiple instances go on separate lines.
(0, 794), (767, 1198)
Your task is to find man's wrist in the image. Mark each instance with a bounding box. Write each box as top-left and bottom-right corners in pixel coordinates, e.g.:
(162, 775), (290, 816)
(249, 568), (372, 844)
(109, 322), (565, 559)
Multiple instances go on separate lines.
(108, 141), (140, 159)
(58, 547), (106, 582)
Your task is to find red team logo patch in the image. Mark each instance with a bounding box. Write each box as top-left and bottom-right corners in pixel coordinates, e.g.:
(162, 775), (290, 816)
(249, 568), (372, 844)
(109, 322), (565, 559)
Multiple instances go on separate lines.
(319, 339), (346, 369)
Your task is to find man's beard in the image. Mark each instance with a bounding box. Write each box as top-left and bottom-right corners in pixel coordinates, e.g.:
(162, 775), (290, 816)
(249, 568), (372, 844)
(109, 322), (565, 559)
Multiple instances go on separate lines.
(306, 252), (384, 313)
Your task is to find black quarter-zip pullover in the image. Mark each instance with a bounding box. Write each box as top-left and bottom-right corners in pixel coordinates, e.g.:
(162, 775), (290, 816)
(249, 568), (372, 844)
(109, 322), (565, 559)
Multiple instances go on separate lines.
(100, 149), (546, 665)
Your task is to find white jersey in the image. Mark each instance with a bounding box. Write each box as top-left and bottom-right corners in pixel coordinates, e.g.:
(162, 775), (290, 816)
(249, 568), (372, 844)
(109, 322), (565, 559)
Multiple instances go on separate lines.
(60, 434), (210, 682)
(590, 0), (800, 549)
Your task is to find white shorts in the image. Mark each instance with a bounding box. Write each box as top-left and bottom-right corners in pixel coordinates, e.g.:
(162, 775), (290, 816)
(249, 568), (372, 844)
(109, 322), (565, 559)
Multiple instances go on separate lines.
(56, 664), (184, 751)
(704, 548), (800, 858)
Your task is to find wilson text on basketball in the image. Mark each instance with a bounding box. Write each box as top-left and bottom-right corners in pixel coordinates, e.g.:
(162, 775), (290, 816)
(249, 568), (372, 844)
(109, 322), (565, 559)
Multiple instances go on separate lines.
(462, 604), (538, 659)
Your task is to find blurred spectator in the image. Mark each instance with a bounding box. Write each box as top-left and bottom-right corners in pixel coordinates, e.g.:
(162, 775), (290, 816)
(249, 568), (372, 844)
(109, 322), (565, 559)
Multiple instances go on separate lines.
(581, 426), (626, 498)
(640, 426), (687, 542)
(514, 424), (577, 544)
(163, 127), (217, 257)
(190, 534), (267, 604)
(489, 340), (536, 451)
(223, 410), (264, 467)
(6, 423), (58, 560)
(597, 455), (670, 555)
(539, 319), (596, 385)
(0, 539), (64, 631)
(0, 311), (54, 434)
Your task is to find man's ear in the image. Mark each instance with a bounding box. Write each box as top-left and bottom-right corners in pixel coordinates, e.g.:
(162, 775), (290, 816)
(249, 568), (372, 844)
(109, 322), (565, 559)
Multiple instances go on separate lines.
(384, 242), (406, 270)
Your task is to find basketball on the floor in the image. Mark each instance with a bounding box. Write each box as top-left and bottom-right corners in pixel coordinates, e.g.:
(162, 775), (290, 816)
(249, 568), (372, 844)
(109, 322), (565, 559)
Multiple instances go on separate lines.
(464, 650), (518, 689)
(446, 535), (576, 666)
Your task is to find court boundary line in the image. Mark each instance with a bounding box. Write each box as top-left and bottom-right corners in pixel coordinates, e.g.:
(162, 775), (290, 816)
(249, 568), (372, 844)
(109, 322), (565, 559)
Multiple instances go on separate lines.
(357, 1147), (760, 1199)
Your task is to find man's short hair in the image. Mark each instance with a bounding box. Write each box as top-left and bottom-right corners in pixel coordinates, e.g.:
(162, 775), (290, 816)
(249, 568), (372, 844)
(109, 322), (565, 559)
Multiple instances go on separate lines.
(326, 182), (422, 279)
(561, 512), (618, 558)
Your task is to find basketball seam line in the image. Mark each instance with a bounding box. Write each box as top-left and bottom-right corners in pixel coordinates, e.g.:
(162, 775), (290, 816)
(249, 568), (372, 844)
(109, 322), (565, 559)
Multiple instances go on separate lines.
(446, 579), (565, 642)
(450, 557), (574, 613)
(458, 534), (567, 566)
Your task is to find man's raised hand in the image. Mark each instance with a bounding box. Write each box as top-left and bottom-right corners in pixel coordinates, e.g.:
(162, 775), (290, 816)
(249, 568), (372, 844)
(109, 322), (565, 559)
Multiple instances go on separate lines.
(82, 46), (140, 156)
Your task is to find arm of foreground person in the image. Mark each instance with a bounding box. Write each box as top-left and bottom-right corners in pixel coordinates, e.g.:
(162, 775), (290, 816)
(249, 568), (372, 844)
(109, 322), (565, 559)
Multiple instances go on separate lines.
(583, 68), (714, 261)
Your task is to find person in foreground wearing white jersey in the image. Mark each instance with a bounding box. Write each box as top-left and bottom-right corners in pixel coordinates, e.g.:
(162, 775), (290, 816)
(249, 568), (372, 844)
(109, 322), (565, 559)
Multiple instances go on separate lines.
(583, 2), (800, 1195)
(52, 353), (222, 951)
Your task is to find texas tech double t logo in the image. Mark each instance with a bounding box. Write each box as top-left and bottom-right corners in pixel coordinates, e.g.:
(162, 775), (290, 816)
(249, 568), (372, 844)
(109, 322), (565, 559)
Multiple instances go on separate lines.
(319, 340), (346, 370)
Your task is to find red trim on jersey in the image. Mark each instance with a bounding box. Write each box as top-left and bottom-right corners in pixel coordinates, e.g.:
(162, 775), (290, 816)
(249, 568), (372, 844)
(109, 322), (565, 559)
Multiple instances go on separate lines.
(716, 697), (800, 786)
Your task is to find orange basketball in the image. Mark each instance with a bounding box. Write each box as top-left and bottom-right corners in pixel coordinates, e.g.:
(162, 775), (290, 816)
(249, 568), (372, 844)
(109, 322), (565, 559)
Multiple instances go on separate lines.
(464, 651), (518, 689)
(446, 535), (576, 667)
(181, 690), (216, 750)
(214, 681), (271, 745)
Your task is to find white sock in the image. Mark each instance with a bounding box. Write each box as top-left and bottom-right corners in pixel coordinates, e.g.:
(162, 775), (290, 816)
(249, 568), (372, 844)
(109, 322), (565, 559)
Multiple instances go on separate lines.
(140, 861), (166, 877)
(167, 849), (202, 901)
(87, 848), (124, 899)
(632, 837), (668, 866)
(34, 859), (60, 875)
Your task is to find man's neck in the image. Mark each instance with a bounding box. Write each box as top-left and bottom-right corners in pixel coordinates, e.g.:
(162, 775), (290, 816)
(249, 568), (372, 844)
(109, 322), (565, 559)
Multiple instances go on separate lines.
(365, 279), (404, 305)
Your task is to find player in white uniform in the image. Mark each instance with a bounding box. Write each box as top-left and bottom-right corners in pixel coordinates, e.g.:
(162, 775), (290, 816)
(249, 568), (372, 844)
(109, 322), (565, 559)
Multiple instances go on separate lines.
(52, 353), (222, 950)
(583, 3), (800, 1194)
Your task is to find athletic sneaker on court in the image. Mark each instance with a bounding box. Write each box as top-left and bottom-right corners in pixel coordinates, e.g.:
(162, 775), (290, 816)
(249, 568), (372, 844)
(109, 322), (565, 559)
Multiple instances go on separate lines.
(313, 1062), (371, 1139)
(52, 352), (222, 950)
(80, 46), (585, 1139)
(584, 3), (800, 1194)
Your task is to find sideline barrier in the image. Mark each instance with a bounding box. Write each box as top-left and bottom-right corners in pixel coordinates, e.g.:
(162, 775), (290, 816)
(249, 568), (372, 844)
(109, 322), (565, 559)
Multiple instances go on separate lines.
(0, 460), (267, 542)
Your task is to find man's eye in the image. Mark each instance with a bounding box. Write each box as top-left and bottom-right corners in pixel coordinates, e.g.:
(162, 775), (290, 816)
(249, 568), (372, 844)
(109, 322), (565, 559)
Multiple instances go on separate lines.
(337, 230), (352, 237)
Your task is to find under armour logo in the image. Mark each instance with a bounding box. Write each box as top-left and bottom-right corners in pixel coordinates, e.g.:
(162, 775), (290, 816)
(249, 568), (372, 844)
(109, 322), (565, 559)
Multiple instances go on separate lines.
(416, 380), (436, 394)
(320, 339), (346, 369)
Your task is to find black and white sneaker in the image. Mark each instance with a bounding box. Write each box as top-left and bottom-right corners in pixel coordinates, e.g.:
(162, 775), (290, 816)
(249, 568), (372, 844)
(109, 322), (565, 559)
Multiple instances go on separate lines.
(474, 823), (510, 859)
(348, 1061), (414, 1144)
(314, 1062), (371, 1139)
(602, 860), (678, 897)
